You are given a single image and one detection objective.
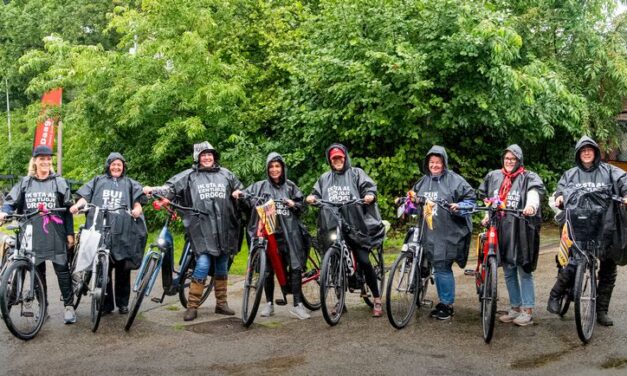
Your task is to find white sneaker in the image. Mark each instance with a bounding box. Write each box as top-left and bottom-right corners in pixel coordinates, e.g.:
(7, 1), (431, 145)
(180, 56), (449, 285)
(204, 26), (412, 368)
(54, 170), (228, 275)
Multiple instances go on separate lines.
(289, 303), (311, 320)
(499, 308), (521, 323)
(64, 306), (77, 324)
(513, 311), (533, 326)
(260, 302), (274, 317)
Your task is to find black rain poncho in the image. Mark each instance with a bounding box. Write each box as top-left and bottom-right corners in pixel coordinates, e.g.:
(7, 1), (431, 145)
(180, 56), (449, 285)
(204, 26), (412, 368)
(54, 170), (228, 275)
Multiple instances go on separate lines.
(479, 144), (545, 272)
(157, 142), (243, 257)
(554, 136), (627, 262)
(76, 153), (147, 268)
(2, 174), (74, 265)
(412, 146), (475, 268)
(310, 143), (385, 251)
(242, 152), (309, 269)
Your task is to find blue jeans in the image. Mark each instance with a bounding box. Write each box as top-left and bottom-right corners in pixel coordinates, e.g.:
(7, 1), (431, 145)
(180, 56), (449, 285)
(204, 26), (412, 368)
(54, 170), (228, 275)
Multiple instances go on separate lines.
(192, 253), (229, 280)
(433, 261), (455, 305)
(503, 264), (535, 309)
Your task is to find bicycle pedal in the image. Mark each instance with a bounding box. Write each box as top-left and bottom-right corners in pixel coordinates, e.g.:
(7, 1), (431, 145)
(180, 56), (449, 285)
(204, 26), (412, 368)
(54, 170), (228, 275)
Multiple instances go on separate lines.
(22, 312), (34, 318)
(150, 297), (161, 303)
(422, 299), (433, 308)
(275, 299), (287, 306)
(464, 269), (475, 276)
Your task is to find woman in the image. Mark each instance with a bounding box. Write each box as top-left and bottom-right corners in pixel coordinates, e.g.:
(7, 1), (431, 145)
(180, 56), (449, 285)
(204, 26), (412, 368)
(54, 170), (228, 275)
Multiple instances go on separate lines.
(479, 144), (544, 327)
(143, 142), (243, 321)
(233, 152), (310, 320)
(548, 136), (627, 326)
(0, 145), (76, 323)
(306, 143), (385, 317)
(70, 152), (147, 315)
(408, 146), (475, 320)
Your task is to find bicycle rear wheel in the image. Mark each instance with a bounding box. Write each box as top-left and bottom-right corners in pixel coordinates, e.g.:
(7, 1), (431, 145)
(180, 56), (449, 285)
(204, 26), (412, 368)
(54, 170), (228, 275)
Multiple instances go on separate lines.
(125, 255), (159, 331)
(363, 245), (385, 307)
(385, 252), (419, 329)
(0, 260), (46, 341)
(320, 246), (345, 326)
(178, 258), (214, 309)
(301, 247), (321, 311)
(90, 253), (109, 333)
(574, 260), (596, 344)
(481, 256), (497, 343)
(241, 246), (267, 327)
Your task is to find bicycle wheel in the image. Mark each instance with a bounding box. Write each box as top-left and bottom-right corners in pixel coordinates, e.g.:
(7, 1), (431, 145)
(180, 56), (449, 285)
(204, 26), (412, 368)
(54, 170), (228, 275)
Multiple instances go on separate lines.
(0, 260), (47, 340)
(301, 247), (321, 311)
(385, 252), (419, 329)
(241, 245), (267, 327)
(363, 245), (385, 307)
(574, 260), (596, 344)
(178, 260), (214, 309)
(481, 256), (498, 343)
(320, 246), (345, 326)
(90, 253), (109, 333)
(125, 256), (159, 331)
(558, 292), (572, 317)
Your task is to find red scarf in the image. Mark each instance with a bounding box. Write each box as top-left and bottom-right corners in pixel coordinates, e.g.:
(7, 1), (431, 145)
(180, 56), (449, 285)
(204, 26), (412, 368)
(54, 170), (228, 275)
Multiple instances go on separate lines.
(498, 166), (525, 203)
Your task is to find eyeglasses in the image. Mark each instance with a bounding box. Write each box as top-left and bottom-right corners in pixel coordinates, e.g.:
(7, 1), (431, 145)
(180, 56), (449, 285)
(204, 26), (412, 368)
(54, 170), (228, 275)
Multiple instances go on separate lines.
(504, 157), (517, 162)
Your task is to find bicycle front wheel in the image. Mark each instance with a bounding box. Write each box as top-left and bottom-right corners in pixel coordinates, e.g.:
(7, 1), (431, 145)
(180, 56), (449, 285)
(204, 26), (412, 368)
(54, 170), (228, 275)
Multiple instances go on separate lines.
(90, 253), (109, 333)
(241, 246), (267, 327)
(574, 260), (596, 344)
(301, 247), (321, 311)
(385, 252), (418, 329)
(0, 260), (46, 341)
(320, 246), (345, 326)
(125, 256), (159, 331)
(481, 256), (497, 343)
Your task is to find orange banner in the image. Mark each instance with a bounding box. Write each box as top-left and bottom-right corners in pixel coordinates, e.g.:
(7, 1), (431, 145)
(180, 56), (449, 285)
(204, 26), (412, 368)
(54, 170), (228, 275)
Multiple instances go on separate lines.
(33, 88), (62, 150)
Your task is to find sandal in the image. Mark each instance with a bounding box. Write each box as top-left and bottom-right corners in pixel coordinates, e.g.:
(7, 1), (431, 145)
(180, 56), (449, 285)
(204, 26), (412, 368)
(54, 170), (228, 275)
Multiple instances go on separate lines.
(372, 299), (383, 318)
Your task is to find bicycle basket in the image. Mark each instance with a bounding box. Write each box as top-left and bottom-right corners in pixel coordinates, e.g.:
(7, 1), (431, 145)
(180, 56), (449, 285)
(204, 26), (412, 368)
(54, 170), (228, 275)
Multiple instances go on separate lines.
(564, 188), (611, 243)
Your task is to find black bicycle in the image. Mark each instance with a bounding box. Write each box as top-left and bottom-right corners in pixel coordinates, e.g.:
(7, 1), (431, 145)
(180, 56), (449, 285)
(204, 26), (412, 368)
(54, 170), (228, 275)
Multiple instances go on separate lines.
(0, 207), (66, 340)
(311, 199), (385, 326)
(125, 195), (215, 331)
(386, 196), (451, 329)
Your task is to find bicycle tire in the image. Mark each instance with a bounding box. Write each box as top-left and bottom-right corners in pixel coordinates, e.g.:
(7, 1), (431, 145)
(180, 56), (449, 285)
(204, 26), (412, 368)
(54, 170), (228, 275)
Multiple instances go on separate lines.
(125, 256), (159, 331)
(0, 260), (47, 340)
(178, 260), (214, 309)
(320, 246), (345, 326)
(385, 252), (419, 329)
(301, 247), (321, 311)
(558, 292), (571, 317)
(363, 245), (385, 307)
(90, 253), (109, 333)
(241, 245), (267, 327)
(574, 260), (596, 344)
(481, 256), (497, 343)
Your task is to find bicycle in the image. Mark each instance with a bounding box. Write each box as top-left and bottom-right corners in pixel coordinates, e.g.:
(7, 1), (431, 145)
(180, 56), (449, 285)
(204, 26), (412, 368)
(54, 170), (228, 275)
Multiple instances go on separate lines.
(124, 195), (215, 331)
(386, 196), (451, 329)
(0, 205), (66, 340)
(71, 203), (128, 332)
(311, 199), (385, 326)
(464, 197), (523, 343)
(239, 193), (321, 328)
(553, 187), (620, 344)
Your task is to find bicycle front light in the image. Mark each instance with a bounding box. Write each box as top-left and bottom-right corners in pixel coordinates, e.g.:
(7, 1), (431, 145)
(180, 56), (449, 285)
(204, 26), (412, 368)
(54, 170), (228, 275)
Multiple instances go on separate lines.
(156, 237), (167, 248)
(401, 243), (409, 252)
(329, 232), (338, 242)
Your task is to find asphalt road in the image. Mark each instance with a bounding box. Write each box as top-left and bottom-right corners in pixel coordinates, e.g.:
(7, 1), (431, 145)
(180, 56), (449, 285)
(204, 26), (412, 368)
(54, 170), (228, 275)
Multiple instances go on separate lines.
(1, 240), (626, 376)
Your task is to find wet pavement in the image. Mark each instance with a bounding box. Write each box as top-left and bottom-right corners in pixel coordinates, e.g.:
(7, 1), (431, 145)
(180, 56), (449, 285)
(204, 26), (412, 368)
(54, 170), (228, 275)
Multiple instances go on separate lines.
(1, 232), (627, 376)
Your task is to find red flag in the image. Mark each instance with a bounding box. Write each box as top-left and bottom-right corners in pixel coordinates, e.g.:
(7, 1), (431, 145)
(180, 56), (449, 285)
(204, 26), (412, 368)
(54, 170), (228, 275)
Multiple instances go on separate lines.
(33, 88), (62, 150)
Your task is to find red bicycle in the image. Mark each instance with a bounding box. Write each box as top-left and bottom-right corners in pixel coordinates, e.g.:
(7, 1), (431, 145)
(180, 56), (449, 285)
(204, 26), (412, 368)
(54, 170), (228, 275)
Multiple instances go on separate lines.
(466, 197), (523, 343)
(238, 193), (321, 327)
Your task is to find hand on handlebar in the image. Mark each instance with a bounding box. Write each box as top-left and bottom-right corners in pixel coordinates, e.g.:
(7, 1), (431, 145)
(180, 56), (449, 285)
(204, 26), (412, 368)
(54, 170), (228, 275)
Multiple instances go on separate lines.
(143, 186), (153, 197)
(363, 194), (375, 205)
(522, 205), (536, 216)
(232, 190), (243, 199)
(555, 195), (564, 209)
(0, 212), (7, 222)
(306, 195), (318, 205)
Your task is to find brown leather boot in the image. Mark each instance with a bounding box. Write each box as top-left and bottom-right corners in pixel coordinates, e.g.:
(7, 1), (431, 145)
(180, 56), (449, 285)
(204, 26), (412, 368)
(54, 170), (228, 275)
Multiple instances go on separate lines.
(184, 278), (205, 321)
(214, 276), (235, 315)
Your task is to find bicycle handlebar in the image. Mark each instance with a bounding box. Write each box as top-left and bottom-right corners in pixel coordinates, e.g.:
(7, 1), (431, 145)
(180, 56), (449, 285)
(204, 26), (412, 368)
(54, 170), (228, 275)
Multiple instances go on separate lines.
(236, 192), (289, 206)
(3, 207), (67, 221)
(309, 198), (365, 208)
(151, 193), (209, 216)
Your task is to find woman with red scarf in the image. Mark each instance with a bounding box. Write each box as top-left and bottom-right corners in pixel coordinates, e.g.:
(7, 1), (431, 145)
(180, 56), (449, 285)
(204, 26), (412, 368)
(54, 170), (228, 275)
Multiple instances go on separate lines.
(478, 145), (545, 327)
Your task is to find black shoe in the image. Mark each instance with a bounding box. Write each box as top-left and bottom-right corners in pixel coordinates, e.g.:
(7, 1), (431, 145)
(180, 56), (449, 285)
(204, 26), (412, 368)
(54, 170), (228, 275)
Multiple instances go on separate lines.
(119, 306), (129, 314)
(435, 305), (454, 320)
(547, 297), (561, 314)
(597, 311), (614, 326)
(430, 303), (446, 318)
